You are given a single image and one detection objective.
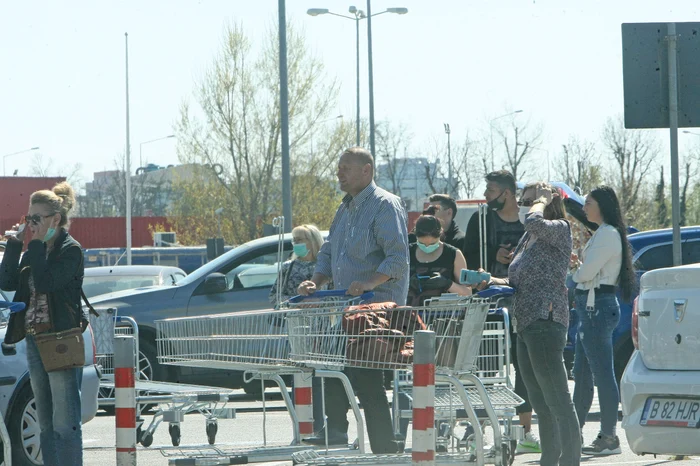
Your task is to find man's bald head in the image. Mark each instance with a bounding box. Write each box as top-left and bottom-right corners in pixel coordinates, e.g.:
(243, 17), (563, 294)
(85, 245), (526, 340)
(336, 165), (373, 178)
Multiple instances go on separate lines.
(337, 147), (375, 196)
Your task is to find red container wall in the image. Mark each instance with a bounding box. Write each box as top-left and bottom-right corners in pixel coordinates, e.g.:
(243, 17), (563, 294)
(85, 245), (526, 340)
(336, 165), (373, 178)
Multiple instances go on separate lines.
(68, 217), (170, 248)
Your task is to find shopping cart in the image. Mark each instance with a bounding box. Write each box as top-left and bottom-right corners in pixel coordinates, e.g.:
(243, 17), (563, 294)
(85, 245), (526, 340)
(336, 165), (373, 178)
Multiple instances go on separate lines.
(154, 290), (376, 465)
(288, 287), (522, 466)
(90, 307), (237, 448)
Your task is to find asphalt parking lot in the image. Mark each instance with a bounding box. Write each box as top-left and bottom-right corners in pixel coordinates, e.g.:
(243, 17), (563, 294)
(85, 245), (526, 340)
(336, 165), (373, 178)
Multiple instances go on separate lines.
(81, 382), (700, 466)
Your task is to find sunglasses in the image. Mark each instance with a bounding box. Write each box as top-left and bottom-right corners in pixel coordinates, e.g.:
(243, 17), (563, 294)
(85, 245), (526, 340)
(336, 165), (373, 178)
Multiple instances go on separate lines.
(517, 200), (535, 207)
(24, 214), (55, 226)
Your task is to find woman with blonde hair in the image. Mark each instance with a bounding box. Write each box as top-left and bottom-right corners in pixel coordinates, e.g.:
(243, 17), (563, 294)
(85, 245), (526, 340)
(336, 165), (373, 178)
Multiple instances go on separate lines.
(0, 181), (86, 465)
(269, 224), (326, 305)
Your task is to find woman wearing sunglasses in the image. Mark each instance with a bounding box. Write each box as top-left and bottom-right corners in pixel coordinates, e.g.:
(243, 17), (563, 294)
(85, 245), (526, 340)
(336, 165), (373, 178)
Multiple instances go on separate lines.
(0, 181), (85, 466)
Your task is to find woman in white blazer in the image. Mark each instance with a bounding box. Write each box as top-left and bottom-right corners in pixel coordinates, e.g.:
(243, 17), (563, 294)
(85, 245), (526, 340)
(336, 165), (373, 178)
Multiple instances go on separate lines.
(570, 186), (636, 457)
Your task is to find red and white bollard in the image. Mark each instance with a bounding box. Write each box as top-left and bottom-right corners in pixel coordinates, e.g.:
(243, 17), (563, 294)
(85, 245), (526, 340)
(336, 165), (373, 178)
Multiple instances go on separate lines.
(293, 372), (314, 438)
(412, 330), (436, 466)
(114, 336), (137, 466)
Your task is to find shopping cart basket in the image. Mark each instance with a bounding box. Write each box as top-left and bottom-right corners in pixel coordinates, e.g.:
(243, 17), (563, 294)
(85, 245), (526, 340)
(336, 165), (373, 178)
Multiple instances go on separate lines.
(289, 287), (521, 466)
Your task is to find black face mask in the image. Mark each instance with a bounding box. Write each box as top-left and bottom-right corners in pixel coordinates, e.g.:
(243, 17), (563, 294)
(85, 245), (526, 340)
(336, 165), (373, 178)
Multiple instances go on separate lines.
(487, 190), (506, 211)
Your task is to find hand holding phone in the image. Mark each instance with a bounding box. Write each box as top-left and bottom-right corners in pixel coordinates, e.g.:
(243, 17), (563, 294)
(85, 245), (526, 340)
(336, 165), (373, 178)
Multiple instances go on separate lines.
(4, 223), (25, 241)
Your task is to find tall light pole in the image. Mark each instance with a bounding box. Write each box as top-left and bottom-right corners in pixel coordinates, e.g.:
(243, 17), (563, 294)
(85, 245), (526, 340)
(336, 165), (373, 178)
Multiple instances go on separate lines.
(3, 146), (39, 176)
(308, 5), (407, 153)
(489, 109), (524, 171)
(139, 134), (175, 168)
(279, 0), (292, 233)
(125, 32), (133, 265)
(444, 123), (453, 197)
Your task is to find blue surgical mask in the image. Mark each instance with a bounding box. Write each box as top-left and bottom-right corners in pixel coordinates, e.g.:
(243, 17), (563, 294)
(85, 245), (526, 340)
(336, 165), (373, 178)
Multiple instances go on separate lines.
(43, 227), (57, 242)
(293, 243), (309, 258)
(417, 241), (440, 254)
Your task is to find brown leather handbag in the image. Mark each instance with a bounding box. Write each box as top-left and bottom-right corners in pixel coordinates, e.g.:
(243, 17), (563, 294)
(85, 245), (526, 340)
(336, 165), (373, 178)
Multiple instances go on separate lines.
(35, 327), (85, 372)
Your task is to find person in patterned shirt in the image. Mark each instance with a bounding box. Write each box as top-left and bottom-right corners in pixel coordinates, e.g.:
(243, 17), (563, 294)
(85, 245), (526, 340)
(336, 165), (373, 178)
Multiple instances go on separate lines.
(268, 224), (325, 305)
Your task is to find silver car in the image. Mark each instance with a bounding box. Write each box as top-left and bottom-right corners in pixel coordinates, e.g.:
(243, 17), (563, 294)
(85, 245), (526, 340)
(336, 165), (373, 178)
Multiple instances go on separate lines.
(0, 290), (100, 466)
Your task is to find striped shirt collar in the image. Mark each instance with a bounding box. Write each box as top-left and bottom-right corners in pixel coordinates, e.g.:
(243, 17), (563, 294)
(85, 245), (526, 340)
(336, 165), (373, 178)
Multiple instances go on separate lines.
(342, 180), (377, 206)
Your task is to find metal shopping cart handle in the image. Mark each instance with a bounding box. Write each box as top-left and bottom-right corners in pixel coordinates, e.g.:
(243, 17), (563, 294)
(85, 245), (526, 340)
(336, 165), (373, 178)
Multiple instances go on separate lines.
(288, 289), (375, 303)
(0, 301), (26, 313)
(475, 285), (515, 299)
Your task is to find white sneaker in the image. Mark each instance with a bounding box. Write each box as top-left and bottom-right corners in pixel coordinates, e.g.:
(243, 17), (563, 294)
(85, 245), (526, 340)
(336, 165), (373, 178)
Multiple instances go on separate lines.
(516, 431), (542, 454)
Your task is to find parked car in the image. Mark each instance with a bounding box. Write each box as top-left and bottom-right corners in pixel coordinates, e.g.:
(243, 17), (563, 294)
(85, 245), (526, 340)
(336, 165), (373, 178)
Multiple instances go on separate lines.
(0, 294), (101, 466)
(83, 265), (187, 299)
(620, 263), (700, 456)
(88, 233), (318, 393)
(563, 226), (700, 386)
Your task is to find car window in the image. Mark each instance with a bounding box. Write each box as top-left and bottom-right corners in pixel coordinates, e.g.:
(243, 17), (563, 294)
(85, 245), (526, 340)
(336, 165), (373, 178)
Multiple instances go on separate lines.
(636, 244), (672, 272)
(225, 251), (283, 290)
(83, 275), (159, 298)
(636, 240), (700, 272)
(171, 272), (186, 284)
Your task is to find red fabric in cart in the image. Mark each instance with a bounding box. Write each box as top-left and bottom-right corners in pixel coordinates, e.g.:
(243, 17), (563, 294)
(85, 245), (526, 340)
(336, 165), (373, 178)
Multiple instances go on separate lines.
(342, 302), (426, 368)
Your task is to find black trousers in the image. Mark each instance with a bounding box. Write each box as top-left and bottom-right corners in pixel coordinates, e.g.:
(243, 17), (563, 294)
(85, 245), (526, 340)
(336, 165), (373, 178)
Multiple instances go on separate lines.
(323, 367), (399, 454)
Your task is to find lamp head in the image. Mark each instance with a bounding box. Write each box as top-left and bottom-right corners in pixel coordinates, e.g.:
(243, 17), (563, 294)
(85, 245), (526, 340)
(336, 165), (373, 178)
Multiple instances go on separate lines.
(348, 5), (357, 13)
(307, 8), (329, 16)
(215, 207), (224, 216)
(387, 7), (408, 14)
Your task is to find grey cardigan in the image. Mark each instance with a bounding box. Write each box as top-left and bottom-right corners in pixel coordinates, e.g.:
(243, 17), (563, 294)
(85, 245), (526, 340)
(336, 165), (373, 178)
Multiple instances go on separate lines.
(507, 211), (572, 333)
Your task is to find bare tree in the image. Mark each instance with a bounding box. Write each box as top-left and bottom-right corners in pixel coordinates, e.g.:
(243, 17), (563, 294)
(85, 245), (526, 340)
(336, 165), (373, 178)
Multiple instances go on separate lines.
(555, 136), (602, 194)
(29, 153), (83, 187)
(492, 115), (543, 181)
(602, 116), (659, 216)
(374, 120), (413, 196)
(451, 133), (482, 199)
(175, 21), (340, 243)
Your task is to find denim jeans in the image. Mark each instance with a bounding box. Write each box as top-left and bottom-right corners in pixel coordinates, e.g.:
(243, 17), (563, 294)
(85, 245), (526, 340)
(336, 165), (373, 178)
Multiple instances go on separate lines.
(25, 335), (83, 466)
(573, 293), (620, 436)
(518, 318), (581, 466)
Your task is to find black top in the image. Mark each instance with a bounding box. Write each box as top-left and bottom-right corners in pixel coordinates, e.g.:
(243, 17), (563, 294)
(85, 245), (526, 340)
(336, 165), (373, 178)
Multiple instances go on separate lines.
(407, 242), (458, 306)
(463, 210), (525, 279)
(0, 229), (86, 344)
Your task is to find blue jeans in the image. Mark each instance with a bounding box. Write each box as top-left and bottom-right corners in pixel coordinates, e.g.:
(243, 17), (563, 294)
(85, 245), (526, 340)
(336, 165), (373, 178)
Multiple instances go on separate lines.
(518, 318), (581, 466)
(573, 293), (620, 436)
(25, 335), (83, 466)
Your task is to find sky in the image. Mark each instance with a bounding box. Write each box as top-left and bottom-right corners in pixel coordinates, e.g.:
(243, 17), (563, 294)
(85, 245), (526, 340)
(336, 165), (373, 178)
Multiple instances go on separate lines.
(2, 0), (700, 192)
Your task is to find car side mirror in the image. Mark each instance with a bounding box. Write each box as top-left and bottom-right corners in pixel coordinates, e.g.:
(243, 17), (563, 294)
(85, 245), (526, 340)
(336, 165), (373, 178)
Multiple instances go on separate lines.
(2, 342), (16, 356)
(202, 273), (228, 294)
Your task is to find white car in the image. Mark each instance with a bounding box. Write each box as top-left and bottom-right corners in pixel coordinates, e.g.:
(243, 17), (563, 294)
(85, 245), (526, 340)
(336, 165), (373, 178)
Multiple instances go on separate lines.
(83, 265), (187, 299)
(621, 264), (700, 456)
(0, 293), (101, 466)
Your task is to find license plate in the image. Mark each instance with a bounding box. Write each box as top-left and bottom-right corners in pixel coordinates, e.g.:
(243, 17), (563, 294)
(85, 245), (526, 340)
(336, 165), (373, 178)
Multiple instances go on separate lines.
(640, 397), (700, 428)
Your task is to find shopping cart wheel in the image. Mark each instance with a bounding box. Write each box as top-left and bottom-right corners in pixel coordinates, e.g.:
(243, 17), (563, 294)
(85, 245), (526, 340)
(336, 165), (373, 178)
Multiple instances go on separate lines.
(502, 441), (515, 466)
(140, 431), (154, 448)
(206, 421), (218, 445)
(509, 439), (517, 465)
(169, 423), (181, 447)
(136, 424), (142, 444)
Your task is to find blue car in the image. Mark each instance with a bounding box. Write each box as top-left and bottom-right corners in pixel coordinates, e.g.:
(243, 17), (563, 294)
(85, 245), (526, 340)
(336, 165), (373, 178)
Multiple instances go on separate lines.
(563, 224), (700, 384)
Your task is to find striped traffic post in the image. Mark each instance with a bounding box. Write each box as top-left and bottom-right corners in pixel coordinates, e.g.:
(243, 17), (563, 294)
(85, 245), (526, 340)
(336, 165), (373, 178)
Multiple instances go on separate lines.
(412, 330), (436, 466)
(293, 372), (314, 438)
(114, 336), (137, 466)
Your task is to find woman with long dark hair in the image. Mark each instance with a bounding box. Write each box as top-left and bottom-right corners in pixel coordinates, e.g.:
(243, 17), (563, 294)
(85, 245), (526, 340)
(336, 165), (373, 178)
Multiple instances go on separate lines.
(571, 185), (635, 456)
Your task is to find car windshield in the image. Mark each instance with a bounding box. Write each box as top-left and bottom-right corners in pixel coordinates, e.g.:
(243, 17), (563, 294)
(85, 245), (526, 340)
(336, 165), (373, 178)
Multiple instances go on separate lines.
(82, 275), (160, 298)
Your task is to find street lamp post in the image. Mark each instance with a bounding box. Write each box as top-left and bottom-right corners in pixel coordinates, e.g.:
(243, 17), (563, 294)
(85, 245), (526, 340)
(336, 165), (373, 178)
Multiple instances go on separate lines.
(444, 123), (453, 197)
(139, 134), (175, 168)
(2, 146), (40, 176)
(307, 5), (408, 153)
(489, 109), (524, 171)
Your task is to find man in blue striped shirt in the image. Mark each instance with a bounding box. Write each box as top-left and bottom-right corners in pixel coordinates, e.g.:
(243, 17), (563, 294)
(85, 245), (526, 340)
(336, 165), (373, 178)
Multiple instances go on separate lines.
(298, 146), (409, 453)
